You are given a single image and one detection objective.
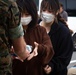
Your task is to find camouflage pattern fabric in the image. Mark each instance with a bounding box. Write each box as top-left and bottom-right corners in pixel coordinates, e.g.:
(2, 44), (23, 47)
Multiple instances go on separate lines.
(0, 0), (21, 75)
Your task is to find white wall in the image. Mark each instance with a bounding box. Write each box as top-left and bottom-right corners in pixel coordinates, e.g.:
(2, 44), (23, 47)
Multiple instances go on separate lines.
(67, 17), (76, 34)
(38, 0), (42, 15)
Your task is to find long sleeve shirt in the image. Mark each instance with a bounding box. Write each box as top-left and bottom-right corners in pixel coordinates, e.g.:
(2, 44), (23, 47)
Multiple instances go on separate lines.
(13, 25), (54, 75)
(48, 21), (73, 75)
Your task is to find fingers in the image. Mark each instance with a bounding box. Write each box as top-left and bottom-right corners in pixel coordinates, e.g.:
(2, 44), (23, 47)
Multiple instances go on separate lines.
(26, 42), (39, 61)
(33, 47), (38, 56)
(27, 42), (39, 60)
(44, 65), (52, 74)
(34, 42), (39, 47)
(14, 56), (24, 62)
(27, 52), (34, 60)
(44, 65), (49, 71)
(33, 42), (38, 56)
(27, 47), (38, 60)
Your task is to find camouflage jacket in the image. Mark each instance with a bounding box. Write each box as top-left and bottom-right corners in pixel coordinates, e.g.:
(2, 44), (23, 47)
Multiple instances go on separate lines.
(0, 0), (23, 75)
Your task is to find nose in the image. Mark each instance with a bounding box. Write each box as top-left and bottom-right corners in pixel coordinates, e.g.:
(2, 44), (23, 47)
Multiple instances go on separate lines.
(44, 10), (49, 13)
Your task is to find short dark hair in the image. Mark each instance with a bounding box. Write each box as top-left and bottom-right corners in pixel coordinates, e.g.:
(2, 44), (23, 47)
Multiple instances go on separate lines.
(16, 0), (38, 28)
(59, 3), (63, 8)
(40, 0), (60, 15)
(59, 3), (64, 9)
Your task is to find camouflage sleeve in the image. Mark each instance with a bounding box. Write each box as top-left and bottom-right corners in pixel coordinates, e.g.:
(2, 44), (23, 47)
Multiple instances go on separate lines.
(9, 24), (24, 39)
(8, 0), (24, 39)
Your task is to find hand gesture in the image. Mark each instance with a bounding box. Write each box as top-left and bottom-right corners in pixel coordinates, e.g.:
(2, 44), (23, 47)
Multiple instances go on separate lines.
(44, 65), (52, 74)
(11, 46), (30, 62)
(27, 42), (38, 60)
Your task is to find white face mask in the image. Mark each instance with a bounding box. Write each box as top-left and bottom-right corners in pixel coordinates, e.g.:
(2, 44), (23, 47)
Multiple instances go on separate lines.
(41, 12), (55, 23)
(21, 16), (32, 25)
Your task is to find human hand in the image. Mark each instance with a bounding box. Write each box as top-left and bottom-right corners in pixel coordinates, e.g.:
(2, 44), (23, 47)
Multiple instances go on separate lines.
(13, 49), (30, 62)
(44, 65), (52, 74)
(13, 47), (30, 62)
(14, 56), (24, 62)
(27, 42), (38, 60)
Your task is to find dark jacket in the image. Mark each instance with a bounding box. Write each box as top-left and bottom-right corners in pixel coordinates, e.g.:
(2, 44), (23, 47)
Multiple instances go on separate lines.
(45, 21), (73, 75)
(12, 25), (54, 75)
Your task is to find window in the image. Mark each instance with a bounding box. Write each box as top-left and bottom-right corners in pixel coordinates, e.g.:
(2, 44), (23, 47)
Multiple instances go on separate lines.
(34, 0), (39, 11)
(59, 0), (76, 16)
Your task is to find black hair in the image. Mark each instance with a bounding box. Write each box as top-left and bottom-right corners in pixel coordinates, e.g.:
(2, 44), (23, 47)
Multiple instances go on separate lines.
(16, 0), (38, 28)
(40, 0), (60, 15)
(59, 3), (63, 8)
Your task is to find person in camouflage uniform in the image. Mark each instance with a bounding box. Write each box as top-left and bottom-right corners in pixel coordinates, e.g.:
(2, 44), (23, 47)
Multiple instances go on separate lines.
(0, 0), (30, 75)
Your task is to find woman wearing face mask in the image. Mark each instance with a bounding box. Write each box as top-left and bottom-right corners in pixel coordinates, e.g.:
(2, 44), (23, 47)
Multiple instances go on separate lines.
(12, 0), (54, 75)
(39, 0), (73, 75)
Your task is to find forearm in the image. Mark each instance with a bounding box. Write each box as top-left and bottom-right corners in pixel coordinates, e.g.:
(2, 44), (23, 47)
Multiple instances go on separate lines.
(14, 45), (26, 60)
(12, 36), (29, 60)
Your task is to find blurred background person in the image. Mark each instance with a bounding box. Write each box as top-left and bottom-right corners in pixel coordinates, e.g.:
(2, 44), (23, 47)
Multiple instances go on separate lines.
(57, 13), (73, 35)
(59, 2), (68, 22)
